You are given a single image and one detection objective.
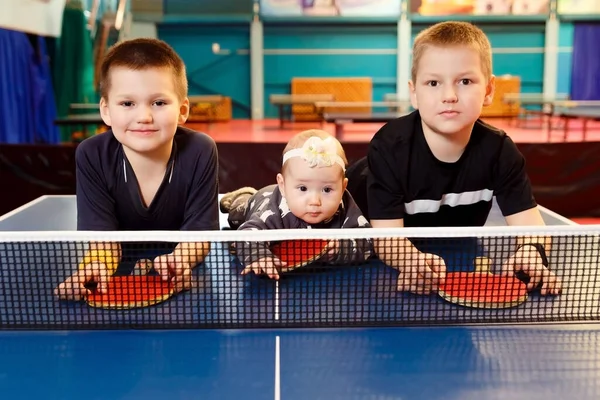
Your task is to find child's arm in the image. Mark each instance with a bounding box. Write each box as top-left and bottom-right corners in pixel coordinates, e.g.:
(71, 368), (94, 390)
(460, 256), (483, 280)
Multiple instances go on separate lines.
(366, 135), (446, 293)
(235, 217), (284, 280)
(180, 135), (220, 232)
(55, 242), (122, 300)
(151, 135), (220, 291)
(503, 207), (560, 295)
(371, 219), (446, 295)
(494, 137), (560, 295)
(167, 134), (219, 272)
(330, 198), (373, 264)
(55, 143), (122, 300)
(328, 238), (373, 264)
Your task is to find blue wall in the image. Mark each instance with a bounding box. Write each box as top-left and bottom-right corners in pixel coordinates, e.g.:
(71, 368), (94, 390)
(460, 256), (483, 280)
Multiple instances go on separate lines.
(155, 16), (578, 119)
(412, 22), (547, 94)
(158, 23), (251, 118)
(263, 23), (397, 118)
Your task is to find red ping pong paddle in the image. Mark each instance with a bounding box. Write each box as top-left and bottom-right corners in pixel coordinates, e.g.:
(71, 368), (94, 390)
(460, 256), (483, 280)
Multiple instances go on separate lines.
(86, 275), (174, 309)
(438, 256), (528, 309)
(270, 239), (329, 272)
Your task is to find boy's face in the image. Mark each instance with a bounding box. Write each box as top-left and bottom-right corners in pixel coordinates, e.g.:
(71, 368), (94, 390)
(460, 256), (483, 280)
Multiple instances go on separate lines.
(100, 66), (189, 156)
(409, 45), (494, 137)
(277, 158), (348, 225)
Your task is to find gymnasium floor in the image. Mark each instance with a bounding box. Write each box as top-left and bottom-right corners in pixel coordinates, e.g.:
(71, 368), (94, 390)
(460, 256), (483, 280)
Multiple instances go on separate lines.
(184, 115), (600, 144)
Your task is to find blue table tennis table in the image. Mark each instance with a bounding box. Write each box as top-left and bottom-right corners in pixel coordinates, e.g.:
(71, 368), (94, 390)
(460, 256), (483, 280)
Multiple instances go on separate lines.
(1, 195), (600, 400)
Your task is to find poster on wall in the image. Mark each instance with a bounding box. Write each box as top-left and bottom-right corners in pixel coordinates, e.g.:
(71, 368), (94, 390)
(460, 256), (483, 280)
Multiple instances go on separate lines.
(410, 0), (550, 16)
(260, 0), (401, 17)
(0, 0), (67, 37)
(557, 0), (600, 14)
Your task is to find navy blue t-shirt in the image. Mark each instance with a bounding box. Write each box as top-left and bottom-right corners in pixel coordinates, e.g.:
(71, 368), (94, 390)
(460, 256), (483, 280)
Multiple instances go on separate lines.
(75, 126), (219, 232)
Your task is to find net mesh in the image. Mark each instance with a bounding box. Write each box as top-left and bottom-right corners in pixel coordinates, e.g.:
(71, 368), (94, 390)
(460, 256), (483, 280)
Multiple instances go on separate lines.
(0, 226), (599, 330)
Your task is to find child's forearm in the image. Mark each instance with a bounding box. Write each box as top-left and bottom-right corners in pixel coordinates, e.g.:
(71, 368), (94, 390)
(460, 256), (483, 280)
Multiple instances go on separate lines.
(235, 241), (275, 266)
(373, 237), (421, 270)
(171, 242), (212, 266)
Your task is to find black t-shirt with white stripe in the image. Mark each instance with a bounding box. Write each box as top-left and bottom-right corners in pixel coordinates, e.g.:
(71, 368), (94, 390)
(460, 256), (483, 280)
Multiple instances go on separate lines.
(362, 110), (536, 227)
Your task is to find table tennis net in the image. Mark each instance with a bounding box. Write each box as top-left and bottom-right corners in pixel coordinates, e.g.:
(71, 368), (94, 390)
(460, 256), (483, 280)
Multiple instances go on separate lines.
(0, 226), (599, 330)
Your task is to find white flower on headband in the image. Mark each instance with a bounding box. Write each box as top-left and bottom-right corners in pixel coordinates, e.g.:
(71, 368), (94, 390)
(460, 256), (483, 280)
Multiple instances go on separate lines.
(282, 136), (346, 171)
(302, 136), (337, 168)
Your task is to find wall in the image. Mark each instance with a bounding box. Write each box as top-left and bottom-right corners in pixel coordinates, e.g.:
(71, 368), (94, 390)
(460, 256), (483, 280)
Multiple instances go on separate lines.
(139, 1), (592, 119)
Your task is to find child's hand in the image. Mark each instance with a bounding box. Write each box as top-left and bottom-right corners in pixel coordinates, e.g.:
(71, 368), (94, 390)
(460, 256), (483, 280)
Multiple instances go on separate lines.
(153, 253), (194, 293)
(396, 251), (447, 295)
(54, 261), (112, 301)
(320, 240), (340, 263)
(501, 247), (562, 295)
(241, 257), (286, 280)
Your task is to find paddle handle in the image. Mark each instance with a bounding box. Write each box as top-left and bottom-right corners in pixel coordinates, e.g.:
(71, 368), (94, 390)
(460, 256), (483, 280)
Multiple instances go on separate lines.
(133, 259), (154, 275)
(473, 256), (492, 274)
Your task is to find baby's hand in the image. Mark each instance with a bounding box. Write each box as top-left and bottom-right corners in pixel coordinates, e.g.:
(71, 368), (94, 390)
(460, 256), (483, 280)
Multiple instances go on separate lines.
(241, 257), (286, 280)
(320, 240), (340, 263)
(54, 261), (112, 301)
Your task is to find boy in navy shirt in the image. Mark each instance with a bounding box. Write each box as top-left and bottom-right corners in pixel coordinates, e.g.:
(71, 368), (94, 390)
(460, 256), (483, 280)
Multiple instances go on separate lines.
(55, 38), (219, 300)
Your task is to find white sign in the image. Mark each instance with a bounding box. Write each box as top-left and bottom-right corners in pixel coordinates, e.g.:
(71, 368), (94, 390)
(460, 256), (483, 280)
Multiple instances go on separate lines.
(0, 0), (67, 37)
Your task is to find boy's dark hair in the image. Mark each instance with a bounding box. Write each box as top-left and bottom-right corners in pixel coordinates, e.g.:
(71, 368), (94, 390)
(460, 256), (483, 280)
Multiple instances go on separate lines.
(99, 38), (187, 100)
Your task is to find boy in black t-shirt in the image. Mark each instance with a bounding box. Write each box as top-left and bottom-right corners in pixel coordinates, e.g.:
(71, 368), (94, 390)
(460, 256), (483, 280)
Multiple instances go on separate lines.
(347, 21), (561, 297)
(55, 39), (219, 301)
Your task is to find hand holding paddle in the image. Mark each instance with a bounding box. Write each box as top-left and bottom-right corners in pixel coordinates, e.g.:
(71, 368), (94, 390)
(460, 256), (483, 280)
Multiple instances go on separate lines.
(241, 257), (286, 280)
(501, 244), (562, 296)
(241, 239), (330, 279)
(319, 240), (340, 263)
(54, 261), (112, 301)
(153, 253), (195, 293)
(396, 251), (447, 295)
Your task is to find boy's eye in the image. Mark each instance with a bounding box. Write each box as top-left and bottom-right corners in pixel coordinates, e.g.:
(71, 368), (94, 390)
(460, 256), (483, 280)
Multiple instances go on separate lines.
(460, 79), (472, 85)
(427, 81), (438, 87)
(120, 101), (134, 107)
(154, 100), (167, 106)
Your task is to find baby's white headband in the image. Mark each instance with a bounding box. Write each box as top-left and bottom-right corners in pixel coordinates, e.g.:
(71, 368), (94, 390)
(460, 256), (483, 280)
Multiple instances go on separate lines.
(282, 136), (346, 172)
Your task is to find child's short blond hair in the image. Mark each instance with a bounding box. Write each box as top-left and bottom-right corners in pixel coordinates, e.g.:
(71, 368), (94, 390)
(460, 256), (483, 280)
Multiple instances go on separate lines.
(411, 21), (492, 82)
(282, 129), (348, 174)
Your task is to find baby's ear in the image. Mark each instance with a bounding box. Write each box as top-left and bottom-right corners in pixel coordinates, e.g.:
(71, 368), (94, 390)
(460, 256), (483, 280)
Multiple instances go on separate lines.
(276, 173), (285, 195)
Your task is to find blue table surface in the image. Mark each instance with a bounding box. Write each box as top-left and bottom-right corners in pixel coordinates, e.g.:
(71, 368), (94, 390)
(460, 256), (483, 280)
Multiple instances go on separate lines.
(1, 324), (600, 400)
(1, 197), (599, 399)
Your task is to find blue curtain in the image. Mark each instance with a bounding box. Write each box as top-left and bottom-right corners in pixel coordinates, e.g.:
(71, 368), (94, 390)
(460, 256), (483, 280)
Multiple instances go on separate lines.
(570, 23), (600, 101)
(0, 28), (59, 144)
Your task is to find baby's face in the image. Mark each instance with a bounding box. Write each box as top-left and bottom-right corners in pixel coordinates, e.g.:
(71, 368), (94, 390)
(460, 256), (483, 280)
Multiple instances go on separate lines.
(277, 157), (347, 225)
